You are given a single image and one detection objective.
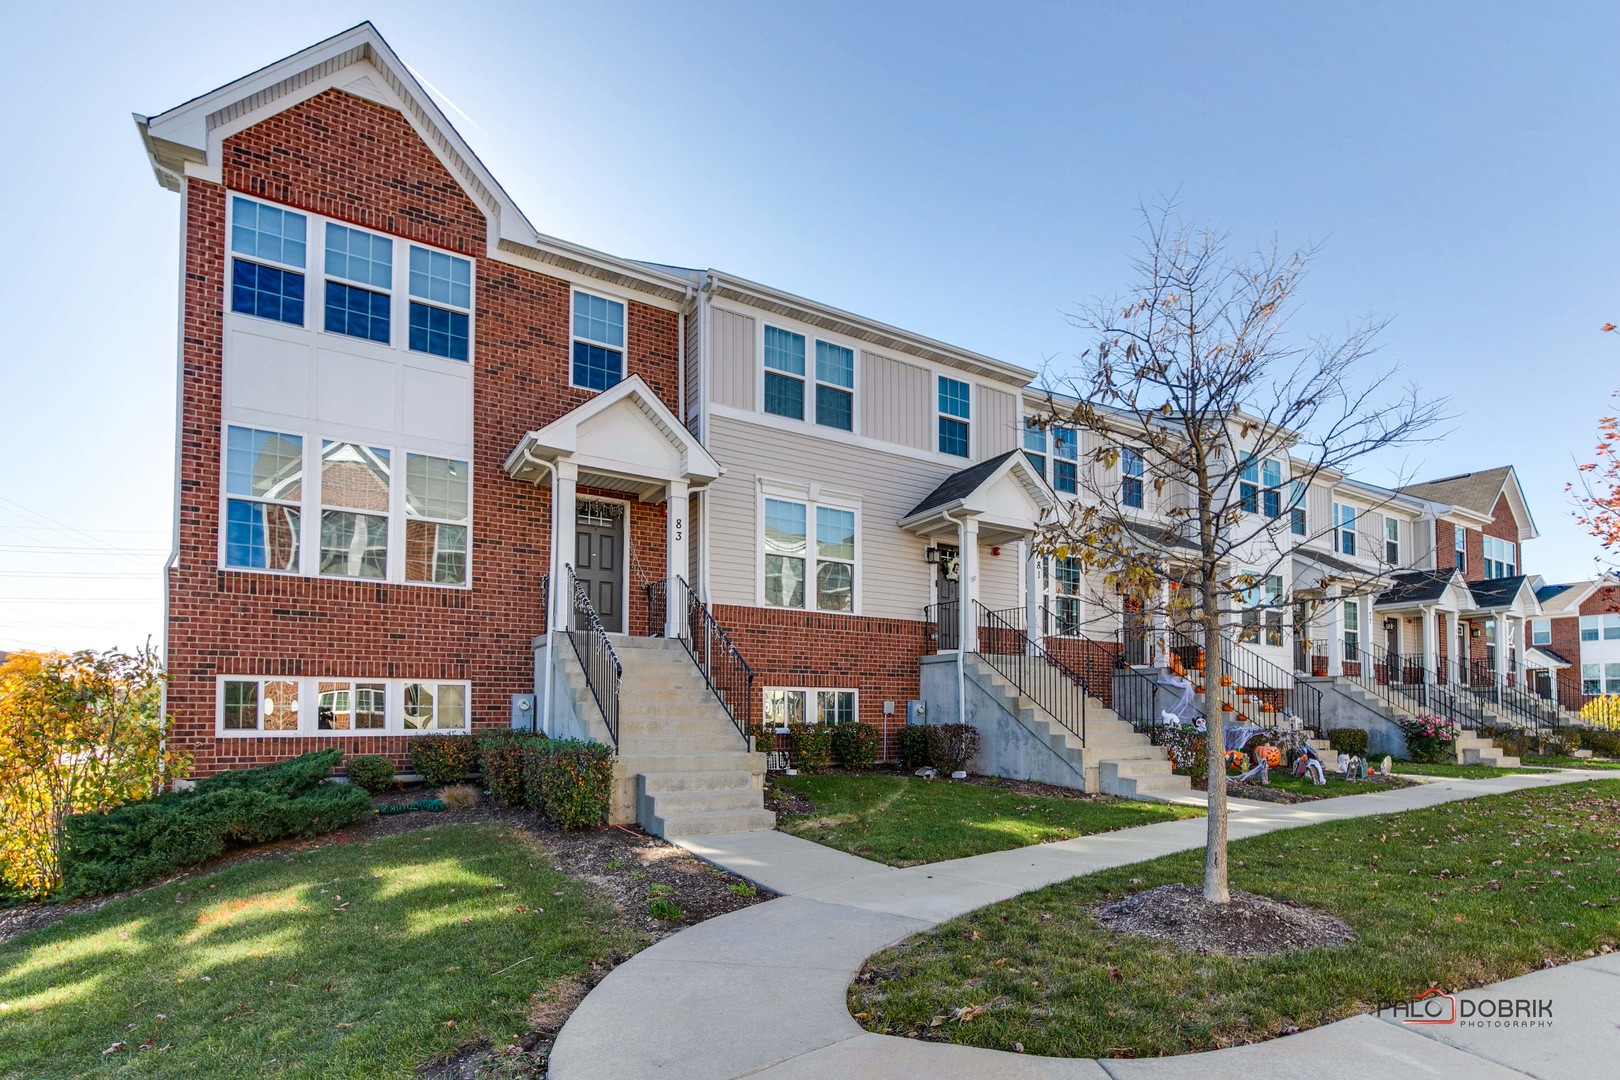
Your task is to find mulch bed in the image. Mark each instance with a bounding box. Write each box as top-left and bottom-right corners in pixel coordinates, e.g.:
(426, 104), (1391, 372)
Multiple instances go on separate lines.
(0, 786), (772, 1079)
(1093, 882), (1355, 956)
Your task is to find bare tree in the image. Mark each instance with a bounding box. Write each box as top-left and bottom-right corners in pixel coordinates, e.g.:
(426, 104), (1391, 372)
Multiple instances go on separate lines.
(1031, 204), (1447, 903)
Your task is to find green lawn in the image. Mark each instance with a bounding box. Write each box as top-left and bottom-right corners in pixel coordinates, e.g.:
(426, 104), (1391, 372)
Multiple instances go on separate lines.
(1523, 755), (1620, 770)
(773, 774), (1203, 867)
(1390, 761), (1551, 778)
(0, 823), (641, 1078)
(852, 780), (1620, 1058)
(1228, 771), (1412, 799)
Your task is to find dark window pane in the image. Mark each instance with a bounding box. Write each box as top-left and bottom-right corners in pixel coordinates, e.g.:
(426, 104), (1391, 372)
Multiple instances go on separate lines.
(572, 341), (623, 391)
(324, 281), (390, 343)
(409, 302), (469, 361)
(231, 259), (305, 326)
(764, 372), (804, 420)
(1055, 460), (1078, 494)
(815, 385), (852, 430)
(939, 416), (969, 457)
(1122, 477), (1143, 508)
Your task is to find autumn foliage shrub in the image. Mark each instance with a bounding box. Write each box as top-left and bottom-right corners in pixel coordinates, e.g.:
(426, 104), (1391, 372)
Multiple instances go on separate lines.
(830, 723), (881, 769)
(926, 723), (981, 774)
(59, 750), (369, 899)
(478, 731), (545, 806)
(525, 739), (615, 829)
(785, 723), (834, 771)
(409, 734), (477, 786)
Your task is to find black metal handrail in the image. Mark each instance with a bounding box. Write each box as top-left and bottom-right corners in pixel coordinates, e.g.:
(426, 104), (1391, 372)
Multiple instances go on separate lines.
(1463, 659), (1565, 730)
(565, 564), (622, 747)
(644, 579), (668, 638)
(1344, 640), (1490, 733)
(674, 576), (754, 748)
(973, 601), (1088, 744)
(1167, 625), (1323, 732)
(925, 600), (960, 652)
(539, 572), (550, 629)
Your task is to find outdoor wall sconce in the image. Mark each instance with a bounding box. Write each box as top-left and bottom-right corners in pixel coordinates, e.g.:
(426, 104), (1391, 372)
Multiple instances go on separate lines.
(925, 547), (940, 564)
(1470, 626), (1482, 638)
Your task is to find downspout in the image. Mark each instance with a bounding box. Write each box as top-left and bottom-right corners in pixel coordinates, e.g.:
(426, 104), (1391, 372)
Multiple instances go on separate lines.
(518, 444), (557, 733)
(939, 507), (967, 728)
(159, 174), (190, 790)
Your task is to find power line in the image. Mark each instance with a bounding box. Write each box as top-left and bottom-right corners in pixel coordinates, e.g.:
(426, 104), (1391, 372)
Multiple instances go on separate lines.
(0, 545), (168, 556)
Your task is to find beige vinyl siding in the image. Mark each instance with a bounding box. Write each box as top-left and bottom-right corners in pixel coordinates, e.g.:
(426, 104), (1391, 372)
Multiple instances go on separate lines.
(859, 351), (931, 450)
(704, 414), (1019, 620)
(976, 385), (1018, 460)
(711, 308), (755, 411)
(1307, 484), (1332, 547)
(977, 541), (1022, 613)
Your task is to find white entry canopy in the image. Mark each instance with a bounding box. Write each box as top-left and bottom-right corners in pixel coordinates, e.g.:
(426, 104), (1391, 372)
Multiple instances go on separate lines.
(504, 376), (722, 501)
(898, 449), (1059, 545)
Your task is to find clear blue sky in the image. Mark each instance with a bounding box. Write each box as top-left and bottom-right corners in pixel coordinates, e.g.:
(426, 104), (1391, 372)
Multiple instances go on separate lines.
(2, 1), (1614, 653)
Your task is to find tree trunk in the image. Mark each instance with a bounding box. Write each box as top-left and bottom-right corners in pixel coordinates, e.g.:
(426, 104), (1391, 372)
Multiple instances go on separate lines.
(1201, 577), (1230, 903)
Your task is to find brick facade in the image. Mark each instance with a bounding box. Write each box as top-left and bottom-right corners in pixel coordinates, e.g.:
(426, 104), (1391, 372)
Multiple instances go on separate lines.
(166, 88), (680, 776)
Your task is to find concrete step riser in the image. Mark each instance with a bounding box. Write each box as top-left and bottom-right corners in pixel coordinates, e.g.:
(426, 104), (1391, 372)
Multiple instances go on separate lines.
(617, 752), (765, 775)
(653, 810), (777, 838)
(639, 772), (761, 795)
(643, 789), (762, 816)
(623, 736), (751, 754)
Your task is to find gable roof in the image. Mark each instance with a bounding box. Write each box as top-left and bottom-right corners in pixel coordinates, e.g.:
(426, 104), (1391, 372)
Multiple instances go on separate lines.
(1535, 581), (1576, 604)
(905, 451), (1022, 519)
(1398, 466), (1538, 540)
(1376, 569), (1458, 606)
(1467, 574), (1533, 610)
(898, 451), (1059, 544)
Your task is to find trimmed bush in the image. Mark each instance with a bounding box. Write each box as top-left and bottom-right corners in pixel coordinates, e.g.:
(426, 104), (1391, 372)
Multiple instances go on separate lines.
(409, 734), (476, 786)
(1578, 726), (1620, 757)
(1327, 729), (1369, 757)
(345, 755), (395, 794)
(478, 731), (545, 807)
(526, 739), (615, 829)
(786, 723), (834, 772)
(59, 751), (370, 899)
(897, 726), (932, 769)
(927, 723), (981, 774)
(831, 723), (881, 769)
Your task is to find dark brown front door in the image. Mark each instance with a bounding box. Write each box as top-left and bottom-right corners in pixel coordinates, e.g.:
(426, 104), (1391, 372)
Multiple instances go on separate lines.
(575, 505), (625, 633)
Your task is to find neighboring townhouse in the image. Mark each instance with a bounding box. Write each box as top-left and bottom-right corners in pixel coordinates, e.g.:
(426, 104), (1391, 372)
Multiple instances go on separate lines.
(137, 25), (1575, 821)
(1527, 576), (1620, 710)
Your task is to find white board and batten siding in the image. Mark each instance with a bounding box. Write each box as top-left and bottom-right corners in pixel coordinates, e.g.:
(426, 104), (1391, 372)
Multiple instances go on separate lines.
(710, 307), (756, 412)
(860, 351), (931, 451)
(975, 384), (1020, 462)
(703, 414), (1022, 622)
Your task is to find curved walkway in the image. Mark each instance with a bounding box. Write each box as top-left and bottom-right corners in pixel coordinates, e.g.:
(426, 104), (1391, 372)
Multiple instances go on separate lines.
(551, 770), (1620, 1079)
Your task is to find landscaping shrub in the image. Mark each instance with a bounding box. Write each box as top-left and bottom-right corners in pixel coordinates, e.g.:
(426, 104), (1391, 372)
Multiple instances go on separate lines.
(345, 755), (395, 794)
(439, 783), (481, 808)
(898, 726), (932, 769)
(59, 750), (370, 899)
(1327, 728), (1369, 757)
(1578, 726), (1620, 757)
(1397, 714), (1460, 764)
(525, 738), (615, 829)
(409, 734), (477, 786)
(927, 723), (981, 774)
(831, 723), (881, 769)
(1578, 694), (1620, 730)
(478, 730), (545, 806)
(786, 723), (834, 771)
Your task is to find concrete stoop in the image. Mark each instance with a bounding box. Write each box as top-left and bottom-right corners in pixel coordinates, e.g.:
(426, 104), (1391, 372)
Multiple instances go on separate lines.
(964, 655), (1192, 801)
(584, 636), (773, 838)
(1327, 678), (1519, 768)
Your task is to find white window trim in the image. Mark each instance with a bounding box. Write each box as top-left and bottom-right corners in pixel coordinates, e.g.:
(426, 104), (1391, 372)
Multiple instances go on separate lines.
(1530, 619), (1551, 646)
(1047, 554), (1085, 637)
(754, 320), (862, 434)
(218, 423), (473, 590)
(936, 374), (973, 458)
(761, 686), (859, 730)
(569, 287), (630, 393)
(323, 219), (395, 346)
(225, 193), (476, 368)
(1119, 444), (1146, 508)
(214, 676), (472, 738)
(405, 243), (475, 362)
(1333, 502), (1359, 557)
(755, 481), (862, 616)
(1384, 515), (1401, 565)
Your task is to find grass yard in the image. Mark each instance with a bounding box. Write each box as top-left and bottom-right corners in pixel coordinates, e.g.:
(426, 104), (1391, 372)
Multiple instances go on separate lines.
(772, 773), (1203, 867)
(1390, 761), (1552, 778)
(852, 779), (1620, 1059)
(0, 822), (642, 1079)
(1223, 770), (1412, 802)
(1523, 756), (1620, 770)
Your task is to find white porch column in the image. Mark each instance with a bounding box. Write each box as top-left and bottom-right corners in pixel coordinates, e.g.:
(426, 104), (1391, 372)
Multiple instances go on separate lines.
(958, 516), (981, 654)
(665, 480), (690, 638)
(1325, 584), (1344, 677)
(552, 458), (578, 634)
(1421, 607), (1438, 678)
(1152, 581), (1170, 668)
(1023, 540), (1042, 651)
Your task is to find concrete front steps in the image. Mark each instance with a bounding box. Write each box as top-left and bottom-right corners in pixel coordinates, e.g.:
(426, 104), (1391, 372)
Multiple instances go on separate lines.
(1327, 678), (1520, 768)
(965, 654), (1192, 801)
(608, 637), (775, 839)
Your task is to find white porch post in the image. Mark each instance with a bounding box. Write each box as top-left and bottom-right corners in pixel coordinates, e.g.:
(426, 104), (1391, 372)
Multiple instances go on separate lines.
(1152, 581), (1170, 668)
(1421, 607), (1438, 679)
(665, 479), (690, 638)
(1023, 540), (1042, 652)
(552, 458), (578, 634)
(1325, 584), (1344, 677)
(958, 516), (981, 655)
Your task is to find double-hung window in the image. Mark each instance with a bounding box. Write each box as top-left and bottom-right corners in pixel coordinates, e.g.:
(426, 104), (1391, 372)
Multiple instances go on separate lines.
(1608, 663), (1620, 695)
(1333, 503), (1357, 556)
(762, 688), (805, 729)
(763, 497), (856, 613)
(1482, 536), (1517, 578)
(1454, 526), (1467, 571)
(1342, 598), (1360, 661)
(762, 687), (856, 728)
(1288, 480), (1307, 535)
(1580, 615), (1600, 642)
(1053, 428), (1078, 494)
(1384, 516), (1401, 564)
(1022, 422), (1047, 479)
(1582, 663), (1602, 696)
(938, 376), (971, 457)
(319, 441), (390, 579)
(316, 680), (387, 731)
(814, 341), (855, 430)
(1606, 614), (1620, 640)
(222, 678), (301, 733)
(224, 426), (304, 571)
(763, 327), (806, 419)
(405, 454), (470, 585)
(1121, 446), (1144, 508)
(1239, 458), (1281, 516)
(572, 291), (626, 391)
(1052, 556), (1083, 635)
(1530, 619), (1551, 647)
(817, 689), (856, 725)
(324, 222), (393, 343)
(408, 246), (472, 361)
(403, 681), (468, 731)
(1240, 575), (1284, 646)
(230, 197), (307, 326)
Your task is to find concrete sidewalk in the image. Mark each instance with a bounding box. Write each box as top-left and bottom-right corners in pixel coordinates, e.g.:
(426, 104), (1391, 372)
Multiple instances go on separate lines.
(550, 769), (1620, 1079)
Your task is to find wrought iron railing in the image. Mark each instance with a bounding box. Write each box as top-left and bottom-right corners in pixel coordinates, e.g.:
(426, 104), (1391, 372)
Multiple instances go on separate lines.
(1462, 660), (1568, 730)
(1340, 641), (1491, 733)
(644, 579), (667, 638)
(539, 571), (550, 629)
(673, 576), (754, 748)
(973, 601), (1089, 744)
(1166, 626), (1322, 732)
(925, 600), (960, 652)
(565, 564), (621, 746)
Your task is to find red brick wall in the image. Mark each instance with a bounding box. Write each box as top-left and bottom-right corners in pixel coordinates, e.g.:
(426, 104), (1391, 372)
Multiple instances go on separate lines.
(166, 88), (680, 776)
(1545, 614), (1587, 708)
(713, 605), (929, 761)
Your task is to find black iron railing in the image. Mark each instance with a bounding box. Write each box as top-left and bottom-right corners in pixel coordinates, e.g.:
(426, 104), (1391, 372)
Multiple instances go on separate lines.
(539, 571), (550, 629)
(973, 601), (1089, 744)
(925, 600), (960, 652)
(644, 579), (667, 638)
(1166, 626), (1322, 732)
(565, 564), (622, 746)
(674, 576), (754, 748)
(1341, 641), (1491, 733)
(1463, 659), (1567, 730)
